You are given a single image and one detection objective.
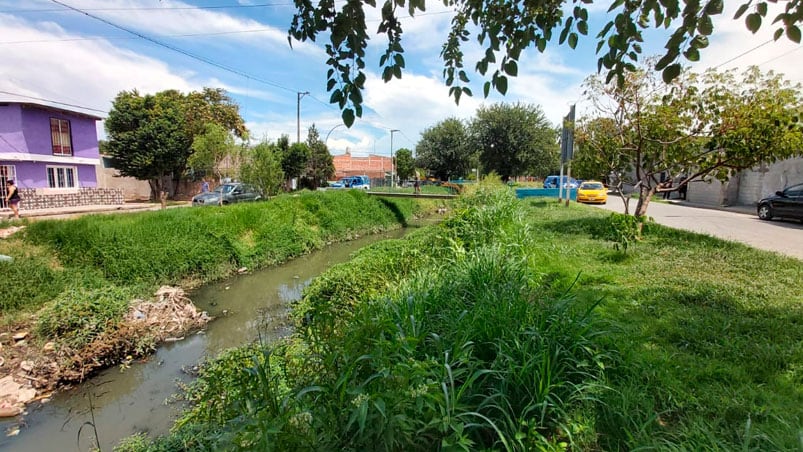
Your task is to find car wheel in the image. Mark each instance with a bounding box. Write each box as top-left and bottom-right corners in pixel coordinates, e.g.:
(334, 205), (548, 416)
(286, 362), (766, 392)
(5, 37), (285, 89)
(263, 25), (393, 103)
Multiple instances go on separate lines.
(757, 204), (773, 220)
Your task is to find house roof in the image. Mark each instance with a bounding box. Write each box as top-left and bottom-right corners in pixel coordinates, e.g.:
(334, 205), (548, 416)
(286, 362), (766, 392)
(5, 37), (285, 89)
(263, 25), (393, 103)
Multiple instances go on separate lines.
(0, 100), (104, 121)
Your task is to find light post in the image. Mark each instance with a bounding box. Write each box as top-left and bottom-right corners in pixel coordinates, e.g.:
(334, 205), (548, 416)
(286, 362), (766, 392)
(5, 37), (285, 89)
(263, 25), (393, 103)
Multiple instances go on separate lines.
(390, 129), (399, 189)
(325, 123), (345, 147)
(297, 91), (309, 143)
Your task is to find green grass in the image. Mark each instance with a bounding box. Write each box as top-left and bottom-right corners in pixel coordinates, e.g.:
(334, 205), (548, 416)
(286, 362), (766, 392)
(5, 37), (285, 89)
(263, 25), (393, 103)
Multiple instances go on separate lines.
(120, 186), (803, 451)
(1, 191), (436, 348)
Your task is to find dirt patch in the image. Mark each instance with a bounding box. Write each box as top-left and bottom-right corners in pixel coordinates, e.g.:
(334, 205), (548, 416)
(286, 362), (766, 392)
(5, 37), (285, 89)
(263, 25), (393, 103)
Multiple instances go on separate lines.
(0, 286), (211, 420)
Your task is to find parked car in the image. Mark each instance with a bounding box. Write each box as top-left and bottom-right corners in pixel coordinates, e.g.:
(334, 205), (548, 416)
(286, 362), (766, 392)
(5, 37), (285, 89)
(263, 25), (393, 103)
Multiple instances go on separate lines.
(543, 175), (579, 189)
(576, 181), (608, 204)
(191, 183), (261, 206)
(330, 175), (370, 190)
(757, 183), (803, 221)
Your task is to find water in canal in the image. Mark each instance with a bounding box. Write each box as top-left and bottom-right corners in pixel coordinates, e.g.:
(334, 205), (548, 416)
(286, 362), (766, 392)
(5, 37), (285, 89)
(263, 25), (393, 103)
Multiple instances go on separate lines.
(1, 228), (409, 451)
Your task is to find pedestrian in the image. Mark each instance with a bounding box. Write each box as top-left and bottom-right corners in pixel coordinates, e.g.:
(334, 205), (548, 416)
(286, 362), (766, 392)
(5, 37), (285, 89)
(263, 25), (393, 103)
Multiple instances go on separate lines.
(200, 178), (210, 193)
(5, 180), (20, 219)
(414, 179), (421, 194)
(662, 179), (673, 199)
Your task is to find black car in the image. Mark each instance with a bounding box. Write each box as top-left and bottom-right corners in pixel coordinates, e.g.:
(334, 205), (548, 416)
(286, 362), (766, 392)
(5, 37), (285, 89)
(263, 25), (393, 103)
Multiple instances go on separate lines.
(757, 183), (803, 221)
(192, 183), (261, 206)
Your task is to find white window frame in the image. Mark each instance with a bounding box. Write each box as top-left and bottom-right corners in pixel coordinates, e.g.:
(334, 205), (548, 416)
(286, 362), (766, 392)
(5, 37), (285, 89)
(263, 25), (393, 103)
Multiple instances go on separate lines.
(46, 165), (79, 189)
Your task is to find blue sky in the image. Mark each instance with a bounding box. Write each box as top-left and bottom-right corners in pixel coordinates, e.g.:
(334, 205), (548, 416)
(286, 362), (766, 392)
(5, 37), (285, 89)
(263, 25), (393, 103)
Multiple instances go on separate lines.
(0, 0), (799, 158)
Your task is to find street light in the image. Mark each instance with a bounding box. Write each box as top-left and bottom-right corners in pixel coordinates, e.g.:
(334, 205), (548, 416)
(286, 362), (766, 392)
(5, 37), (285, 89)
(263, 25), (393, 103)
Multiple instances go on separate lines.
(297, 91), (309, 143)
(325, 123), (345, 148)
(390, 129), (400, 189)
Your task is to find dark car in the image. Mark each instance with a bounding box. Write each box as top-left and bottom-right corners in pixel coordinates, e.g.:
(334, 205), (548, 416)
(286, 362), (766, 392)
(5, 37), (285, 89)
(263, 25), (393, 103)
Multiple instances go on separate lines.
(757, 183), (803, 221)
(191, 183), (261, 206)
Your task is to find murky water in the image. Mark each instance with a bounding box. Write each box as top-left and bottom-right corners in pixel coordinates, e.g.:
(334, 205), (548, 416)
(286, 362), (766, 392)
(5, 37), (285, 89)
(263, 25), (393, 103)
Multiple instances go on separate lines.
(1, 228), (410, 451)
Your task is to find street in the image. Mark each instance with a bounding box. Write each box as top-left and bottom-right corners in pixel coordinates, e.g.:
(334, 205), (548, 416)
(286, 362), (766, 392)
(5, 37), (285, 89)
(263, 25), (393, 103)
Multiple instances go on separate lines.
(590, 196), (803, 260)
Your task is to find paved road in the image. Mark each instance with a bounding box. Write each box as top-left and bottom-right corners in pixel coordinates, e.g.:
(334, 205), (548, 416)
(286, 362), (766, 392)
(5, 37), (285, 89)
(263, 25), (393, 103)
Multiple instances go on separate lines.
(591, 197), (803, 260)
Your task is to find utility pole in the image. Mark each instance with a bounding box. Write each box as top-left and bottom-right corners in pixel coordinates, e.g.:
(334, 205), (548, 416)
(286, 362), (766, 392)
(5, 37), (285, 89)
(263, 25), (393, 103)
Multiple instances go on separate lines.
(297, 91), (309, 143)
(390, 129), (399, 189)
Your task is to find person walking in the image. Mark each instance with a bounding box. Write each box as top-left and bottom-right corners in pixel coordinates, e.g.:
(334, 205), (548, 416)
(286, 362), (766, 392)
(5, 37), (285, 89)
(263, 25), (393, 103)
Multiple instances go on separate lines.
(5, 180), (20, 219)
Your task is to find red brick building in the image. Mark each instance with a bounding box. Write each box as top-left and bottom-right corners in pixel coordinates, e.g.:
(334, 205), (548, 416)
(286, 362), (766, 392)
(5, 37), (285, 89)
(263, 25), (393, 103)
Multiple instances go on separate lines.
(332, 151), (392, 180)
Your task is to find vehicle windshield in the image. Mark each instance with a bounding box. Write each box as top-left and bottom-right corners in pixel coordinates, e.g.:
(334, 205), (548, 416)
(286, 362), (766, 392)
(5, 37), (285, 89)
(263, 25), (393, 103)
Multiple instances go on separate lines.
(580, 183), (604, 190)
(213, 184), (236, 194)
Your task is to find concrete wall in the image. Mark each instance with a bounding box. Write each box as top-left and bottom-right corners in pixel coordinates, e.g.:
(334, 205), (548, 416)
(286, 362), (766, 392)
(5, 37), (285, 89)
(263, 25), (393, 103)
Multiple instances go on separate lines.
(686, 157), (803, 206)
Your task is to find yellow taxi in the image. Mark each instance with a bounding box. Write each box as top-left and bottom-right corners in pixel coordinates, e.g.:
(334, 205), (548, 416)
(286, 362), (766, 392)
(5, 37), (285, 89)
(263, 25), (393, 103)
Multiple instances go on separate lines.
(576, 181), (608, 204)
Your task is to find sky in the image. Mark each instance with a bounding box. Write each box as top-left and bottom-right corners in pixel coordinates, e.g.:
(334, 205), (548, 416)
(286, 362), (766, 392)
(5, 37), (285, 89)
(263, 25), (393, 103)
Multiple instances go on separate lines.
(1, 0), (800, 158)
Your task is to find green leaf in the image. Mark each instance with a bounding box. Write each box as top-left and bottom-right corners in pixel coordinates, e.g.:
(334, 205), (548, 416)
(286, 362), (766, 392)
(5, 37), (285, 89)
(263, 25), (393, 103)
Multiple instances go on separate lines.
(483, 81), (491, 98)
(327, 79), (336, 91)
(504, 60), (518, 76)
(342, 108), (355, 127)
(787, 25), (802, 43)
(733, 3), (749, 19)
(698, 16), (714, 35)
(705, 0), (724, 15)
(683, 47), (700, 61)
(578, 20), (589, 35)
(662, 63), (682, 83)
(458, 70), (469, 83)
(746, 13), (762, 33)
(568, 32), (578, 49)
(757, 2), (767, 16)
(774, 27), (784, 40)
(495, 75), (508, 95)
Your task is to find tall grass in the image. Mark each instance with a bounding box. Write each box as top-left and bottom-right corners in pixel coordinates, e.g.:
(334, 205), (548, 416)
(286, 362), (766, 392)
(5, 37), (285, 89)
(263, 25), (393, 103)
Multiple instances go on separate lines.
(136, 182), (610, 451)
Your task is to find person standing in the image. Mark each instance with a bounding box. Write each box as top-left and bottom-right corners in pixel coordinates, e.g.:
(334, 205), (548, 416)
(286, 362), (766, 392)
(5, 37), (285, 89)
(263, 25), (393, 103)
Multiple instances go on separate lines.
(5, 180), (20, 219)
(200, 178), (210, 193)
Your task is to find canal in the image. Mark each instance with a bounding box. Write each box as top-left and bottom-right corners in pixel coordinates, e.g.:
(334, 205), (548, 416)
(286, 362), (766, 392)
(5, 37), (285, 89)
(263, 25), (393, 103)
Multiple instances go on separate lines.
(1, 228), (410, 451)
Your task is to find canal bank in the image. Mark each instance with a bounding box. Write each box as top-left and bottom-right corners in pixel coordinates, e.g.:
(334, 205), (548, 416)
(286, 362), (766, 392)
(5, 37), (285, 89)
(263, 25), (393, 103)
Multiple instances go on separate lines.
(1, 228), (412, 451)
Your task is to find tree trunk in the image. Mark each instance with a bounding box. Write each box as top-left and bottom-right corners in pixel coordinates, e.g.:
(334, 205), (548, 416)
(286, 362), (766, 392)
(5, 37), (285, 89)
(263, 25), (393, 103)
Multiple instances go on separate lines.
(634, 184), (654, 218)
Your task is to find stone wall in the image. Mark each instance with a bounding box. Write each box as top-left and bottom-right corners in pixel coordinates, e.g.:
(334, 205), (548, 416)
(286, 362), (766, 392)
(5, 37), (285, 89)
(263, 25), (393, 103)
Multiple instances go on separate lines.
(16, 187), (124, 210)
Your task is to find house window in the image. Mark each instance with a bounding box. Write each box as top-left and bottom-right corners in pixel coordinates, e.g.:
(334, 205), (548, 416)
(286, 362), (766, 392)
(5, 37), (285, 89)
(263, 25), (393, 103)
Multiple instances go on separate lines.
(50, 118), (72, 156)
(47, 166), (78, 188)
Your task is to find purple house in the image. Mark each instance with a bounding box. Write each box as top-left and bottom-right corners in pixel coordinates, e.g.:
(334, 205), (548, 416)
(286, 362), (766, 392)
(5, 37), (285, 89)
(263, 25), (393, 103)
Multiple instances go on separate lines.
(0, 101), (122, 210)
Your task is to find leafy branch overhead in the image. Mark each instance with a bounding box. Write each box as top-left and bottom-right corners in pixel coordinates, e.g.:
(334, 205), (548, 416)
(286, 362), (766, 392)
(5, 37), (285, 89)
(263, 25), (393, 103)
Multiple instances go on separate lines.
(289, 0), (803, 125)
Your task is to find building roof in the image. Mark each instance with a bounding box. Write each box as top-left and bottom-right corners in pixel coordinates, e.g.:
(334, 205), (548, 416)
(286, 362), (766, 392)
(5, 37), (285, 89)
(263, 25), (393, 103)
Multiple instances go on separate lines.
(0, 100), (104, 121)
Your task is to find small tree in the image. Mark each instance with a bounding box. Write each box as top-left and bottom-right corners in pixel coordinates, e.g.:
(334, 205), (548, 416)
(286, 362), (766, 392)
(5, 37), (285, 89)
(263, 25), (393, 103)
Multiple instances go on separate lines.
(301, 125), (335, 189)
(415, 118), (473, 181)
(240, 141), (285, 197)
(395, 148), (415, 182)
(188, 123), (237, 184)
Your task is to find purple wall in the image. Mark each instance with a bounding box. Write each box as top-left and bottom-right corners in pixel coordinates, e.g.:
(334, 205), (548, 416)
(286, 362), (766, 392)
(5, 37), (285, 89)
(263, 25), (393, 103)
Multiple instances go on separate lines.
(0, 103), (100, 188)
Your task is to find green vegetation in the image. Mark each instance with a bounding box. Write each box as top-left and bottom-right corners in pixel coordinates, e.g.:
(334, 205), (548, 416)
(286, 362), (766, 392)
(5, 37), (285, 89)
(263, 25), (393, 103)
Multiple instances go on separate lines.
(0, 191), (434, 356)
(124, 184), (803, 451)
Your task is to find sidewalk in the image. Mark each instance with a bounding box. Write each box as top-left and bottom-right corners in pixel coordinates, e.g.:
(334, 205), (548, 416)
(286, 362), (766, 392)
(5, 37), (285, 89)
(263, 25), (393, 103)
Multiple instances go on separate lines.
(665, 199), (756, 216)
(5, 202), (190, 220)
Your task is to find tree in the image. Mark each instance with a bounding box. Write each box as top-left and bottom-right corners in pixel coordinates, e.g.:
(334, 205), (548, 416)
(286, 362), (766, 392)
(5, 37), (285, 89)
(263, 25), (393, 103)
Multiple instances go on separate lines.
(289, 0), (803, 125)
(302, 125), (336, 189)
(105, 88), (246, 200)
(105, 90), (191, 200)
(581, 64), (803, 218)
(415, 118), (473, 181)
(470, 103), (558, 181)
(574, 117), (636, 212)
(240, 141), (285, 197)
(281, 142), (311, 190)
(188, 123), (237, 184)
(395, 148), (415, 182)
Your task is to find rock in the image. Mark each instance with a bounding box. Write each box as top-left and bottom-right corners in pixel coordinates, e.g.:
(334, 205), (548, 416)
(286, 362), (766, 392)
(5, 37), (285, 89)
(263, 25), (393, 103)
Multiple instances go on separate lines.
(0, 406), (21, 418)
(225, 286), (230, 290)
(11, 332), (27, 341)
(237, 267), (248, 274)
(132, 309), (146, 320)
(0, 356), (4, 367)
(19, 361), (33, 373)
(13, 341), (26, 348)
(42, 342), (56, 352)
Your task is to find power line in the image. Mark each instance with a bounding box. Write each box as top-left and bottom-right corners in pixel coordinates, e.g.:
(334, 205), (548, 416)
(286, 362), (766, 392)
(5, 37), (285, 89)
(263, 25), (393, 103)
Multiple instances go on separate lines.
(0, 89), (107, 113)
(48, 0), (298, 94)
(1, 28), (280, 45)
(758, 46), (803, 66)
(712, 39), (773, 69)
(1, 2), (294, 14)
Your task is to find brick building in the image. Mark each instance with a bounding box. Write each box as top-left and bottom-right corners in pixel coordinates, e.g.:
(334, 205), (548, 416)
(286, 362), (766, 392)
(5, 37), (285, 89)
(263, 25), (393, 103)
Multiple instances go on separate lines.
(332, 150), (392, 180)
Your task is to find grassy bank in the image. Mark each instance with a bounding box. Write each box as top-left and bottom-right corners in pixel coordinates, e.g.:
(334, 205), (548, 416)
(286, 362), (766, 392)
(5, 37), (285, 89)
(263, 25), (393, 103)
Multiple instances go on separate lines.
(0, 190), (438, 382)
(122, 184), (803, 451)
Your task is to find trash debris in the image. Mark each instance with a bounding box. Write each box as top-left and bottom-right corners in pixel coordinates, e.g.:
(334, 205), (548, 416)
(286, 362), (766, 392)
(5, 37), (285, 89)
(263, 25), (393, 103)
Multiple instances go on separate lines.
(19, 361), (33, 373)
(237, 267), (248, 274)
(42, 342), (56, 352)
(11, 332), (27, 342)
